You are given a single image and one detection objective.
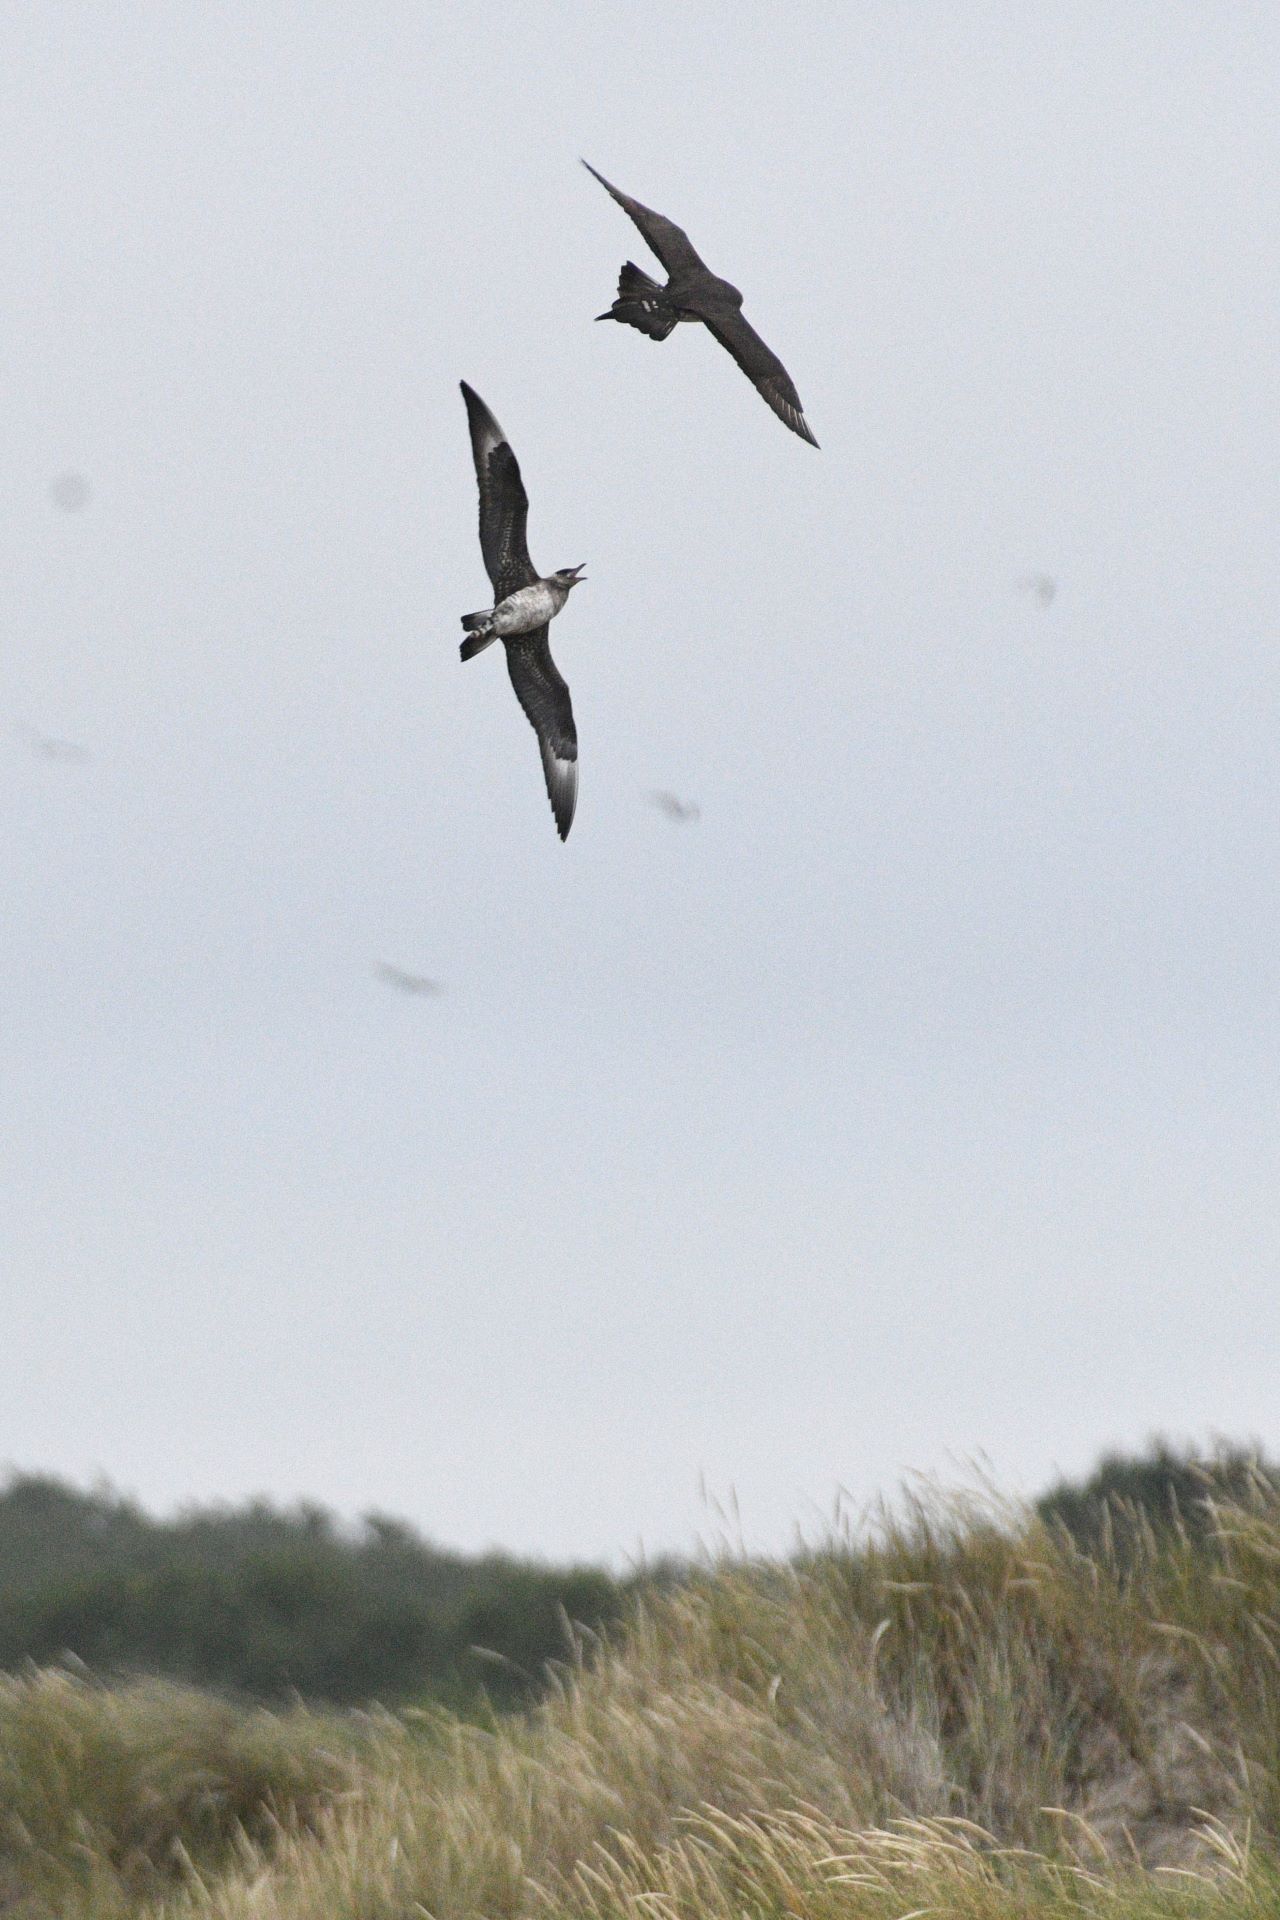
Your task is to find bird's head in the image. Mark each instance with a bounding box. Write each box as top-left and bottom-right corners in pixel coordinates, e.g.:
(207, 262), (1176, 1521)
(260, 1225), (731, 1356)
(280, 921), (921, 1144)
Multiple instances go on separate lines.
(552, 564), (587, 591)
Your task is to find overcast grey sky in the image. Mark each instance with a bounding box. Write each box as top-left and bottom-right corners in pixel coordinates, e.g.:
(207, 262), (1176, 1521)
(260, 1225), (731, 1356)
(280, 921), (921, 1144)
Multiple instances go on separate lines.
(3, 3), (1279, 1562)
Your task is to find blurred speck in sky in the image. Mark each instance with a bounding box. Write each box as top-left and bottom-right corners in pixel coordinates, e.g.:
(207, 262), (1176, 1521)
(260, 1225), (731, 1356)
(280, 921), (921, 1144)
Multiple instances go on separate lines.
(649, 791), (701, 823)
(49, 472), (91, 513)
(375, 963), (444, 997)
(15, 725), (92, 764)
(1017, 573), (1058, 608)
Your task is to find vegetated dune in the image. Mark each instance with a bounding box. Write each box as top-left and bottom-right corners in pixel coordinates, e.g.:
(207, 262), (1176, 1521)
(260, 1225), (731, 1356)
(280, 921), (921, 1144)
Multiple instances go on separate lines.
(6, 1474), (1280, 1918)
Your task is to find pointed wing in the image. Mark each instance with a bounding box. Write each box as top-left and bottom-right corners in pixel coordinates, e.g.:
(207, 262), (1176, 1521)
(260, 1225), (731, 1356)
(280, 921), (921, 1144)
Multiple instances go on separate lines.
(581, 161), (707, 278)
(698, 308), (819, 447)
(505, 630), (578, 841)
(460, 382), (539, 600)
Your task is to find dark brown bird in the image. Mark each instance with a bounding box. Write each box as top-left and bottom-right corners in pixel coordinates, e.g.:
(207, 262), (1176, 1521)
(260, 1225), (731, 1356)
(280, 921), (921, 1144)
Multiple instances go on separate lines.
(584, 160), (818, 448)
(458, 382), (583, 841)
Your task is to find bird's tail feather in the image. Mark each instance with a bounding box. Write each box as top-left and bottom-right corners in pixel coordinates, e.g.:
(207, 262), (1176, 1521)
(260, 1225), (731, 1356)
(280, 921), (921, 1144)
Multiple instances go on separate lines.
(596, 262), (677, 340)
(618, 260), (661, 300)
(460, 627), (499, 662)
(461, 610), (492, 632)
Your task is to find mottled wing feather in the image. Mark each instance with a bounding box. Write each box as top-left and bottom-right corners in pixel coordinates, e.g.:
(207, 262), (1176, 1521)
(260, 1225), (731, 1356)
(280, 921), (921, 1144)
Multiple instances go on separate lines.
(505, 631), (578, 841)
(699, 309), (819, 447)
(581, 161), (706, 277)
(460, 382), (539, 600)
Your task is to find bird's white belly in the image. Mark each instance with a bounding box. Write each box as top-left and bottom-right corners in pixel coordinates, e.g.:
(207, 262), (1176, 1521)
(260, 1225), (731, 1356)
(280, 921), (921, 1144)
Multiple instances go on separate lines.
(493, 583), (559, 634)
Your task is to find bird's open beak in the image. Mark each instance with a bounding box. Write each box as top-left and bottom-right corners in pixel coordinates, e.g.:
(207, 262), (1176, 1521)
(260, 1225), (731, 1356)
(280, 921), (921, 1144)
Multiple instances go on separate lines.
(569, 565), (587, 583)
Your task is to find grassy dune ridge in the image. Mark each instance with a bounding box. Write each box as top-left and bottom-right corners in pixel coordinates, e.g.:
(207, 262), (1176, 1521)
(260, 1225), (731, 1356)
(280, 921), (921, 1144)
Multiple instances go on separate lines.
(6, 1473), (1280, 1916)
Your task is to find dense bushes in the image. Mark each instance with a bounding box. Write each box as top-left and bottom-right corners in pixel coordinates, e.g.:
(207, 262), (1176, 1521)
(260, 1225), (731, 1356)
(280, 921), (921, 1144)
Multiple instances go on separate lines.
(0, 1473), (622, 1707)
(1036, 1438), (1278, 1548)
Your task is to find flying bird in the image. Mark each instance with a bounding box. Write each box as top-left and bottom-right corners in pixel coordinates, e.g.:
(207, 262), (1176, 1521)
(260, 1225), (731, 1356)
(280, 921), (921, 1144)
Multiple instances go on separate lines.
(649, 790), (701, 823)
(458, 382), (584, 841)
(584, 160), (818, 448)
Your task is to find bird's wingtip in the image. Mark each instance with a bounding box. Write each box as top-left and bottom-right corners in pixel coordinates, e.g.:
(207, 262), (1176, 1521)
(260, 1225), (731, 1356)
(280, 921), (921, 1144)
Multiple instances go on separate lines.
(548, 760), (578, 840)
(551, 786), (576, 840)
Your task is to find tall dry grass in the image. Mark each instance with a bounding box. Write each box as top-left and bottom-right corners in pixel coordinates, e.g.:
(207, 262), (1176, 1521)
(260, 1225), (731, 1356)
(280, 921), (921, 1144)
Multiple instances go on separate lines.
(6, 1474), (1280, 1917)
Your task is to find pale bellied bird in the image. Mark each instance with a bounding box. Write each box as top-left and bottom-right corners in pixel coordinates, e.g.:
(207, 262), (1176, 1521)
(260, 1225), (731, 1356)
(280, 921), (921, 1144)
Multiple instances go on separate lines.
(584, 160), (818, 448)
(458, 382), (585, 841)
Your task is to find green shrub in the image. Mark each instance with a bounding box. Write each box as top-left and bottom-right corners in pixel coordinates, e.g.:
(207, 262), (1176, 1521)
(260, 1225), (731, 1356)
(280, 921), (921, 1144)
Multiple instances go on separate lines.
(0, 1475), (623, 1708)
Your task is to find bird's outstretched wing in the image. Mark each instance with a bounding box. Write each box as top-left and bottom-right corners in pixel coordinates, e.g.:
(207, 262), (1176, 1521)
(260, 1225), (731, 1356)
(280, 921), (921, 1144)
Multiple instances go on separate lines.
(505, 630), (578, 841)
(460, 382), (539, 601)
(581, 161), (707, 277)
(698, 309), (819, 446)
